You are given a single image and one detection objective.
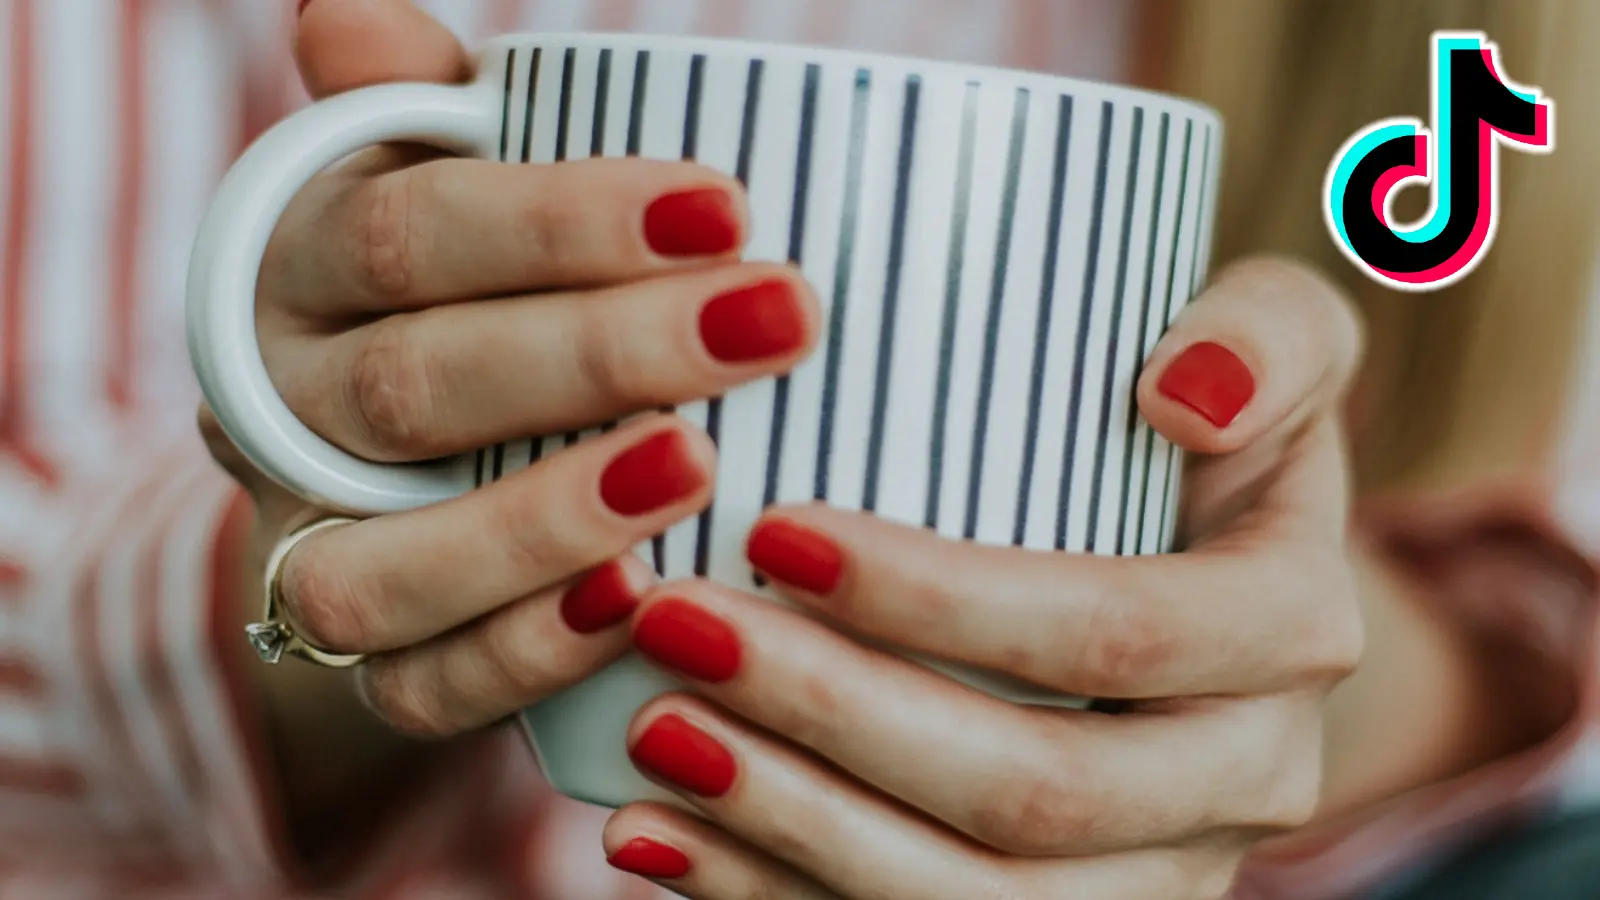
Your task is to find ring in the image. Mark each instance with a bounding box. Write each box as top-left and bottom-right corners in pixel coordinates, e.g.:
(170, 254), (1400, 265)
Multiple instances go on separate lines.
(244, 517), (366, 668)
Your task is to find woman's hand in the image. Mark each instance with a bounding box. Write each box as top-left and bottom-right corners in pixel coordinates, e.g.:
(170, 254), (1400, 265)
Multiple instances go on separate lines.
(601, 258), (1364, 899)
(199, 0), (817, 847)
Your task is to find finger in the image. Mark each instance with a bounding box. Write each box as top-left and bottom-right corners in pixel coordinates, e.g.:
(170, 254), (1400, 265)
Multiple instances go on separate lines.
(622, 696), (1253, 896)
(1135, 258), (1362, 538)
(604, 806), (1236, 900)
(742, 505), (1362, 698)
(622, 699), (1012, 899)
(295, 0), (471, 99)
(264, 157), (749, 320)
(273, 263), (815, 462)
(602, 803), (839, 899)
(275, 416), (713, 655)
(354, 555), (652, 736)
(630, 586), (1323, 855)
(1137, 257), (1362, 454)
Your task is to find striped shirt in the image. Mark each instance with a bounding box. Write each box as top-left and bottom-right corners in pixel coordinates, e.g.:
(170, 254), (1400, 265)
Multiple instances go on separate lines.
(0, 2), (1594, 898)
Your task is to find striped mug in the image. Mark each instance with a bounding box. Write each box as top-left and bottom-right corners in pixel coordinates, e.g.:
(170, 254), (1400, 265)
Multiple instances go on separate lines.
(187, 32), (1222, 809)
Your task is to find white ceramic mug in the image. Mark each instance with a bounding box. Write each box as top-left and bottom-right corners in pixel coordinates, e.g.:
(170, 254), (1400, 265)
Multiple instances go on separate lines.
(187, 32), (1222, 809)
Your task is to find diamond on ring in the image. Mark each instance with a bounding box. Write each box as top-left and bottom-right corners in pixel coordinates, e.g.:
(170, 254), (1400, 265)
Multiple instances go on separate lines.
(252, 517), (366, 669)
(245, 622), (290, 664)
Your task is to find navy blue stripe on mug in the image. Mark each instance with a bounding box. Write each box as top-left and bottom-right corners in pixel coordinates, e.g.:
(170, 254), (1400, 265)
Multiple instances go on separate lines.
(470, 45), (1215, 592)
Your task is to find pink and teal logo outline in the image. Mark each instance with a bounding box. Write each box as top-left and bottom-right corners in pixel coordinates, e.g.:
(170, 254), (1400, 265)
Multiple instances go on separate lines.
(1324, 31), (1554, 292)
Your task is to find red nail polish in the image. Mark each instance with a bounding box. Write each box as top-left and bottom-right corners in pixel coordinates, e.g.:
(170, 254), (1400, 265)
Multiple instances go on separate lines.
(633, 598), (741, 683)
(629, 714), (736, 798)
(1156, 341), (1256, 428)
(600, 430), (706, 517)
(644, 188), (741, 257)
(608, 838), (692, 880)
(746, 519), (843, 594)
(699, 279), (807, 364)
(560, 562), (640, 634)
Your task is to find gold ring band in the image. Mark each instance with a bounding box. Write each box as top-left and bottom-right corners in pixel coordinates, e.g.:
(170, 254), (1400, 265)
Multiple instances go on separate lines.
(245, 517), (366, 668)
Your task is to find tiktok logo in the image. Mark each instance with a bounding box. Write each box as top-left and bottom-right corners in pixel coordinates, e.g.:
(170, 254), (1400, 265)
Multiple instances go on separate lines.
(1324, 32), (1554, 292)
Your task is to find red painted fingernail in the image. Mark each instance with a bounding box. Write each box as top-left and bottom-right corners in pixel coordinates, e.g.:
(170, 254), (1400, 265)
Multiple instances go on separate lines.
(608, 837), (692, 879)
(746, 519), (843, 594)
(560, 562), (641, 634)
(600, 430), (706, 517)
(629, 714), (737, 797)
(699, 279), (807, 364)
(644, 187), (741, 257)
(1156, 341), (1256, 428)
(633, 598), (741, 682)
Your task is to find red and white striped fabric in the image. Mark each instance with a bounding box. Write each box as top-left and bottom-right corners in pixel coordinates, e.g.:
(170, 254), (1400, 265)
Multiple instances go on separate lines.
(0, 2), (1594, 899)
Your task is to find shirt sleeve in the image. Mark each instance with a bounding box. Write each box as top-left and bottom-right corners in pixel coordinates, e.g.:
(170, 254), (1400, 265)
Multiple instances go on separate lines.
(1232, 481), (1600, 900)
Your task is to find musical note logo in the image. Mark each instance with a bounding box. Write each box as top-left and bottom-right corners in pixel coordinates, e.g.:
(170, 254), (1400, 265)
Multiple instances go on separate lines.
(1324, 31), (1554, 292)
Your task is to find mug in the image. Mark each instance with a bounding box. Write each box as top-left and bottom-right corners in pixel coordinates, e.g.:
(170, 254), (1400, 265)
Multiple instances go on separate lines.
(187, 32), (1222, 809)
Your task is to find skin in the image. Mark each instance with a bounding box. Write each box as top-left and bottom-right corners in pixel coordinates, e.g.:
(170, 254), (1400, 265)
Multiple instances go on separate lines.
(206, 0), (821, 863)
(600, 256), (1363, 899)
(203, 0), (1563, 892)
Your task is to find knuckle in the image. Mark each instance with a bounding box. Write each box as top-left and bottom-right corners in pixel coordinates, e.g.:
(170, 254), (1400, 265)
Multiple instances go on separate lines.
(732, 878), (778, 900)
(745, 667), (847, 754)
(1268, 774), (1323, 831)
(343, 319), (446, 458)
(1236, 702), (1325, 832)
(1217, 254), (1332, 301)
(1296, 554), (1365, 682)
(479, 610), (574, 698)
(789, 673), (845, 744)
(1292, 266), (1365, 384)
(490, 480), (595, 579)
(515, 189), (584, 271)
(971, 873), (1032, 900)
(1076, 592), (1178, 694)
(277, 542), (384, 653)
(574, 303), (651, 406)
(359, 660), (452, 737)
(1323, 286), (1366, 377)
(1192, 856), (1247, 900)
(966, 768), (1090, 856)
(1252, 760), (1322, 832)
(1224, 255), (1365, 380)
(353, 172), (424, 299)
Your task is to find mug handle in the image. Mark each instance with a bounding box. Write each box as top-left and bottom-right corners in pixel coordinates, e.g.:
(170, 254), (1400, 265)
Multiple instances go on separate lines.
(186, 81), (503, 515)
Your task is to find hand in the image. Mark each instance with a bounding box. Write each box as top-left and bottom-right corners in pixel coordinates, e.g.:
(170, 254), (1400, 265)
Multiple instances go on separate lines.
(600, 258), (1364, 899)
(201, 0), (817, 782)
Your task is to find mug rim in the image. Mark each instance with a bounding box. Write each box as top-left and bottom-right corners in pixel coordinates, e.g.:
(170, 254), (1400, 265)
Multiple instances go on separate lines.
(475, 30), (1223, 126)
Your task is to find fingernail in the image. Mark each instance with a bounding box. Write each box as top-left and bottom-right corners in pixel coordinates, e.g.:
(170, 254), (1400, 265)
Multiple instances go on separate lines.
(746, 519), (843, 595)
(1156, 341), (1256, 428)
(560, 562), (642, 634)
(629, 714), (737, 798)
(699, 279), (807, 364)
(607, 837), (692, 880)
(633, 598), (741, 683)
(644, 187), (741, 257)
(600, 430), (706, 517)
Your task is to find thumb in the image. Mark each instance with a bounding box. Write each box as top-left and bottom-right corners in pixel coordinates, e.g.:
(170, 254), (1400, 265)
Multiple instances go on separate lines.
(1136, 257), (1363, 457)
(1135, 257), (1363, 541)
(295, 0), (471, 99)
